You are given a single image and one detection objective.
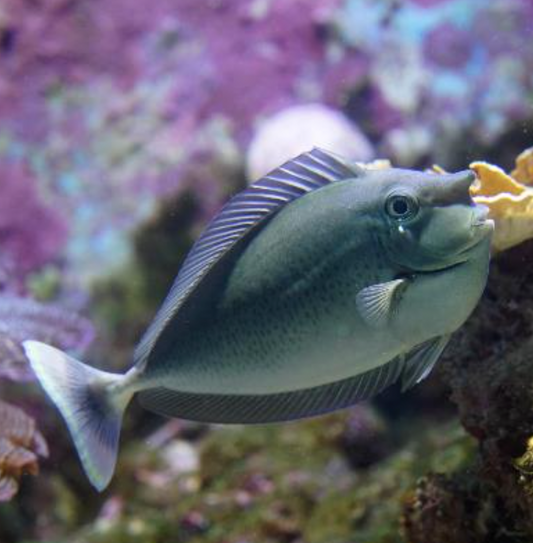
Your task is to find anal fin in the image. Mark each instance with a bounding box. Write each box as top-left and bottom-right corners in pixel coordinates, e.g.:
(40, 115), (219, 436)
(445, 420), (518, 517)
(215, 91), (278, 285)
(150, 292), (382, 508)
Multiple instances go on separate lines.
(139, 356), (406, 424)
(401, 335), (451, 392)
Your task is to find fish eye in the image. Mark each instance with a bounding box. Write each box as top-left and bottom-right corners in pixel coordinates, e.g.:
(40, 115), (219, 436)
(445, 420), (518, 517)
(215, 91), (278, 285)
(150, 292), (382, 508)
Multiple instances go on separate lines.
(385, 194), (419, 221)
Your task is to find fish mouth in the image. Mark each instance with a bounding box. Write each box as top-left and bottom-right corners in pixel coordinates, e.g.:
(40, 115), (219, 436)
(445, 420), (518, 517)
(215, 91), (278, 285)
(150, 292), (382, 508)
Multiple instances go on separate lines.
(393, 204), (493, 276)
(396, 259), (466, 282)
(412, 258), (467, 276)
(471, 204), (494, 229)
(453, 228), (492, 261)
(408, 226), (491, 276)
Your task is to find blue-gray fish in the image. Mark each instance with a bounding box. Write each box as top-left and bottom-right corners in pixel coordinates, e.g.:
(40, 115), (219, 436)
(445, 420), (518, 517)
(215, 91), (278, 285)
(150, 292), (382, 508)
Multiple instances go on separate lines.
(23, 149), (493, 491)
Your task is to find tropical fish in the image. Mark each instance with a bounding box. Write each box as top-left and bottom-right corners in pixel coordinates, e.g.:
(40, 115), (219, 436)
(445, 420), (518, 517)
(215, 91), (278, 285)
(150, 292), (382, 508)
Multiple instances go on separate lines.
(23, 148), (493, 491)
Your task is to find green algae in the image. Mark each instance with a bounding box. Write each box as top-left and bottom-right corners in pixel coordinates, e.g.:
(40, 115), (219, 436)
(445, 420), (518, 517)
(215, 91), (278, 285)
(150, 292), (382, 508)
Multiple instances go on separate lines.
(303, 422), (475, 543)
(64, 414), (475, 543)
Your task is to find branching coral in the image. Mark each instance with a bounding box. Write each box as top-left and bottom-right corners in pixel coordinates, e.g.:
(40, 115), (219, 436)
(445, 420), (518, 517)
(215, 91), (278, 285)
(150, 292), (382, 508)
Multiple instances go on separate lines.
(0, 291), (94, 501)
(0, 294), (93, 352)
(0, 400), (48, 502)
(0, 294), (94, 382)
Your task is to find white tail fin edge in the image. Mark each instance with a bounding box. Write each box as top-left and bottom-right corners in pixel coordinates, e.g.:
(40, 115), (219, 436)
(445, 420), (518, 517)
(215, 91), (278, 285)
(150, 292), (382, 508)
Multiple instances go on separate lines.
(23, 340), (133, 491)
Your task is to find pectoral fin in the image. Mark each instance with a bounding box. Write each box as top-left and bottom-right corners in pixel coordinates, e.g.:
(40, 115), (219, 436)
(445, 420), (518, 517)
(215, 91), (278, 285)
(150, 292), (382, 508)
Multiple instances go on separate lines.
(401, 335), (451, 392)
(356, 279), (407, 328)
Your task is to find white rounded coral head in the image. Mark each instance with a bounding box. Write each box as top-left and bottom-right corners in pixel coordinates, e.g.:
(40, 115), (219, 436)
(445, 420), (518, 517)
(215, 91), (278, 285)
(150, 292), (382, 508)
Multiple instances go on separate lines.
(245, 103), (374, 182)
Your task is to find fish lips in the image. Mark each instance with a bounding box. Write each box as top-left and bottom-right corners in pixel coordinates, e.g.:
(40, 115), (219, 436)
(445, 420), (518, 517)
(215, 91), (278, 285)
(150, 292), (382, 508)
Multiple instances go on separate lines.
(471, 204), (494, 230)
(399, 204), (493, 273)
(450, 205), (493, 260)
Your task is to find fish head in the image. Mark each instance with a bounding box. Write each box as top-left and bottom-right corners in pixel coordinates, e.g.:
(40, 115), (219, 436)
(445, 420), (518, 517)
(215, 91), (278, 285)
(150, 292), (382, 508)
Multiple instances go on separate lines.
(367, 168), (494, 272)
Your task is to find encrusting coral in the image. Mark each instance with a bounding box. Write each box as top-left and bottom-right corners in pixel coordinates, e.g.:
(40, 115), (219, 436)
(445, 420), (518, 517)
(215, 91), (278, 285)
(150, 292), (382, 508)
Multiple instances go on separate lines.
(403, 237), (533, 542)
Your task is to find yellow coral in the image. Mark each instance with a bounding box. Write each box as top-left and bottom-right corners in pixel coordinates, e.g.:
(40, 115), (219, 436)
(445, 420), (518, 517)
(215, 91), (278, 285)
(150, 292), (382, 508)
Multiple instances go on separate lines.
(470, 148), (533, 252)
(511, 147), (533, 185)
(513, 436), (533, 475)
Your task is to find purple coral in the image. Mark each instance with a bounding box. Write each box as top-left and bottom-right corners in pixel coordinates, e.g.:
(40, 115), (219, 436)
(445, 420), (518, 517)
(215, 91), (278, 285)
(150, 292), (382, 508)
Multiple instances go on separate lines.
(0, 161), (67, 278)
(407, 0), (450, 7)
(0, 0), (361, 283)
(0, 295), (94, 352)
(0, 0), (175, 134)
(423, 23), (474, 69)
(0, 294), (95, 382)
(1, 0), (344, 142)
(169, 0), (342, 134)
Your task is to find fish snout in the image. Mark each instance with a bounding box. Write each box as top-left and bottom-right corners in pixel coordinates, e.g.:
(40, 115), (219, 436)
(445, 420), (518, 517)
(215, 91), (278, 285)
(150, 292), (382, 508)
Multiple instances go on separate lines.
(443, 170), (477, 206)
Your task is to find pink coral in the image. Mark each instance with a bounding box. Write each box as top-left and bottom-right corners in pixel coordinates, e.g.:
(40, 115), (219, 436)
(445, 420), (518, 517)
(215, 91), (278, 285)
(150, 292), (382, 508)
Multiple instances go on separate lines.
(0, 161), (67, 277)
(423, 23), (474, 69)
(154, 0), (344, 137)
(0, 294), (95, 382)
(1, 0), (345, 141)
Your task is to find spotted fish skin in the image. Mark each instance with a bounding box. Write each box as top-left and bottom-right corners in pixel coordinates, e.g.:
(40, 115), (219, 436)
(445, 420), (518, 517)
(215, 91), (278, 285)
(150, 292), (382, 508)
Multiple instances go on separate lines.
(22, 149), (493, 490)
(143, 179), (402, 394)
(140, 169), (491, 396)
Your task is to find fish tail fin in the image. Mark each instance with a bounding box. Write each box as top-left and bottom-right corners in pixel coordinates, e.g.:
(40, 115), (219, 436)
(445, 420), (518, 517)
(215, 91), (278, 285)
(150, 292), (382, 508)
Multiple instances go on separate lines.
(23, 340), (134, 491)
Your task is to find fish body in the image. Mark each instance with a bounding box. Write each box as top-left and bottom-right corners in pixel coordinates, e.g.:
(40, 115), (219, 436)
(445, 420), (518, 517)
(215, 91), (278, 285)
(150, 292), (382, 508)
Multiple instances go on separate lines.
(23, 149), (493, 490)
(139, 176), (488, 396)
(142, 179), (402, 395)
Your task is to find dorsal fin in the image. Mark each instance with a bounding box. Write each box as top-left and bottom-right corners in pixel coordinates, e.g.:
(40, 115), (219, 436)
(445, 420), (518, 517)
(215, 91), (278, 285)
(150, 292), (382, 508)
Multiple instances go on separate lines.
(134, 148), (363, 367)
